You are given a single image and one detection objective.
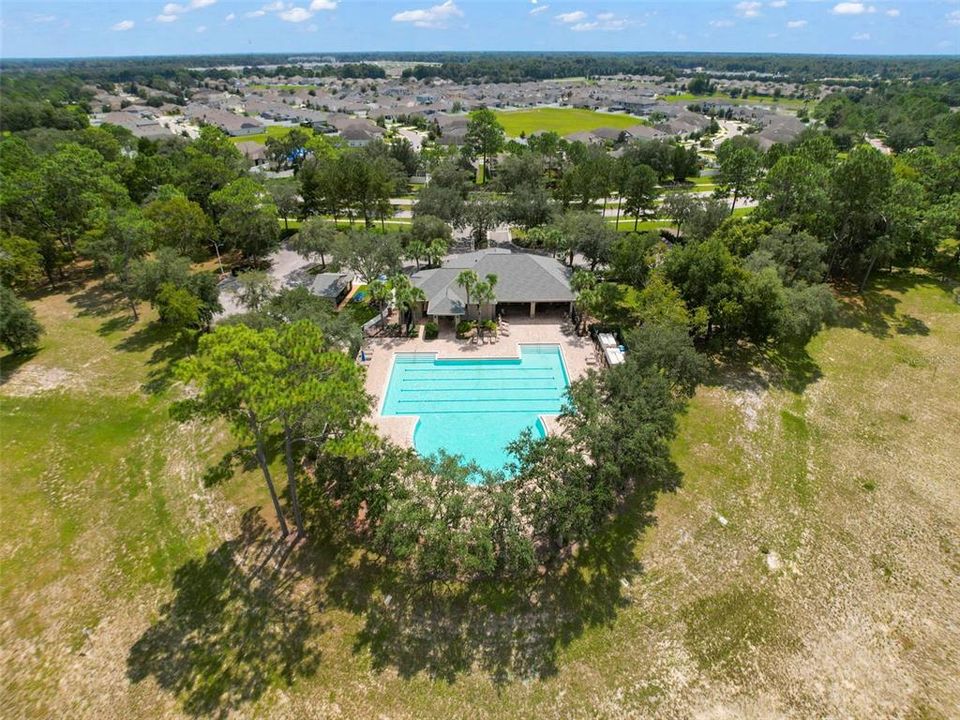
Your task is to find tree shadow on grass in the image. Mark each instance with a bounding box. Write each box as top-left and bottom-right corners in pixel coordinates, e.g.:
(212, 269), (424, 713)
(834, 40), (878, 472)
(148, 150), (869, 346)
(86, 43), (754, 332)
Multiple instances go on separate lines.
(318, 484), (661, 686)
(66, 281), (128, 318)
(109, 321), (197, 395)
(703, 270), (954, 397)
(708, 341), (823, 397)
(0, 348), (40, 386)
(97, 314), (137, 336)
(201, 448), (250, 489)
(894, 315), (930, 336)
(832, 270), (947, 340)
(131, 452), (674, 717)
(141, 332), (198, 395)
(127, 509), (326, 720)
(115, 321), (180, 354)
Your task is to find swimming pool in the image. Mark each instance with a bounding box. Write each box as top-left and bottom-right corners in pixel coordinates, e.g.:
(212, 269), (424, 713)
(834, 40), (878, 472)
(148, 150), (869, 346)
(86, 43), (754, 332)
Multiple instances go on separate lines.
(380, 344), (570, 473)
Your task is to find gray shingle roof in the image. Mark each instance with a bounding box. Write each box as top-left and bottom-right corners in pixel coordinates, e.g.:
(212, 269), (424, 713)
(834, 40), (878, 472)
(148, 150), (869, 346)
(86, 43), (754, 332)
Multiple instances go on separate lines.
(308, 272), (353, 299)
(412, 249), (573, 316)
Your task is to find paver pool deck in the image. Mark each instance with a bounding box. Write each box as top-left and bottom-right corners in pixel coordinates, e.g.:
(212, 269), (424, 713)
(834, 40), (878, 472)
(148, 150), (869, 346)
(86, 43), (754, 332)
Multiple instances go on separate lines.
(363, 317), (596, 449)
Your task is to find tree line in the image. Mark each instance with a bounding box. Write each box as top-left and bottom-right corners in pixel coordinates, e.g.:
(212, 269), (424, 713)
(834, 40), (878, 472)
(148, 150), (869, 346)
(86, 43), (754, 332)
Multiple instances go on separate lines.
(0, 122), (295, 352)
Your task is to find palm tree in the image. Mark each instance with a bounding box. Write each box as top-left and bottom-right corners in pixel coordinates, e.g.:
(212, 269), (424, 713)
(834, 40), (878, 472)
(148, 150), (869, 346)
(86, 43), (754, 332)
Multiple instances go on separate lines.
(426, 237), (449, 267)
(406, 239), (427, 270)
(571, 269), (597, 335)
(389, 274), (427, 335)
(368, 278), (390, 319)
(455, 269), (479, 322)
(472, 273), (498, 339)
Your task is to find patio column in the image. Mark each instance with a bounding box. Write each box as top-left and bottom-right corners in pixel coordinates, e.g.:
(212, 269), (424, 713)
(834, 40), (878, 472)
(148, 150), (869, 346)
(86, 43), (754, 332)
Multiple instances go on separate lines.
(529, 301), (537, 318)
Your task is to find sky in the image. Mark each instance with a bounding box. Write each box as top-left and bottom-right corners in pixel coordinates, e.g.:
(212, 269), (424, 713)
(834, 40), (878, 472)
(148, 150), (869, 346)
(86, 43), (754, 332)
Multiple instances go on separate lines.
(0, 0), (957, 59)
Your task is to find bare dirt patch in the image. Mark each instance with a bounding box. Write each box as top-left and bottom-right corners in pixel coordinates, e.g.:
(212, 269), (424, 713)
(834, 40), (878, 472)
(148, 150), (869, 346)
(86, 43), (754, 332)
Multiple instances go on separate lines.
(1, 365), (81, 396)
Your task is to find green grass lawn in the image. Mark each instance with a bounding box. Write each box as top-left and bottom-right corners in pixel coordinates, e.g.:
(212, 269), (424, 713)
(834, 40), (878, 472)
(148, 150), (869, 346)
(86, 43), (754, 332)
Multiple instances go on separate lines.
(493, 108), (648, 137)
(247, 83), (318, 92)
(2, 257), (959, 718)
(280, 218), (410, 232)
(229, 124), (308, 146)
(662, 93), (811, 109)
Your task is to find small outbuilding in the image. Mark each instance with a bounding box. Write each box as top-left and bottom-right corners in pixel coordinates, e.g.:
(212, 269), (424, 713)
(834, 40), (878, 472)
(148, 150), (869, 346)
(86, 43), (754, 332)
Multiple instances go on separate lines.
(308, 271), (354, 305)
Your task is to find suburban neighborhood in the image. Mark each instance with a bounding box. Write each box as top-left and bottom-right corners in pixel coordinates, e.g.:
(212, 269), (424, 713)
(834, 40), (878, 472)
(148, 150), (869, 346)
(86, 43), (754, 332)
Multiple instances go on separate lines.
(1, 8), (959, 718)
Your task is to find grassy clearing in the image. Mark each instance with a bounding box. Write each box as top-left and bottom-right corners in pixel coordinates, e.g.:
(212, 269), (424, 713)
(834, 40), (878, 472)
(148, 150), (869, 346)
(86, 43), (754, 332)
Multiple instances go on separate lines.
(493, 108), (647, 137)
(229, 125), (306, 146)
(280, 218), (410, 232)
(2, 260), (959, 718)
(247, 84), (318, 92)
(610, 219), (673, 232)
(662, 93), (811, 109)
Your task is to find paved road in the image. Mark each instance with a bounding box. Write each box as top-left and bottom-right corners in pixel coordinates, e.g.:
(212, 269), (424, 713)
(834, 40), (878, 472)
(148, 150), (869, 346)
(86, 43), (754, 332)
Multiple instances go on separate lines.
(216, 244), (314, 320)
(396, 127), (427, 152)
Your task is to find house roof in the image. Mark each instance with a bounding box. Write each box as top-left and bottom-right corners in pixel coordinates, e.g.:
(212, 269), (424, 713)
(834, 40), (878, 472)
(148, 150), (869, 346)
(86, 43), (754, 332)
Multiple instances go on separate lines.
(412, 249), (574, 316)
(308, 272), (353, 299)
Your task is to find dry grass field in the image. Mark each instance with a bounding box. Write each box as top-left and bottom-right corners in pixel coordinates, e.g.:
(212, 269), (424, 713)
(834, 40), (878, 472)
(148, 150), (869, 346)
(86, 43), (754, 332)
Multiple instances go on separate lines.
(1, 264), (958, 719)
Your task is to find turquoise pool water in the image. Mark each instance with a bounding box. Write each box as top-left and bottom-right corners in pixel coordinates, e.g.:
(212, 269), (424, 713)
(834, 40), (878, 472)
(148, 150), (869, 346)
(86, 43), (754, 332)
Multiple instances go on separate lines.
(380, 344), (570, 473)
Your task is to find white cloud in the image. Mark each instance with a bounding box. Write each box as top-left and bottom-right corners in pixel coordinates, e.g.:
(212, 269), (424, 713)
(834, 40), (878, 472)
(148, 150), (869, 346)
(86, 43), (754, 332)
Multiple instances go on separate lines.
(225, 12), (235, 20)
(29, 13), (57, 23)
(885, 8), (899, 17)
(710, 19), (735, 27)
(568, 11), (630, 31)
(786, 19), (807, 27)
(392, 0), (463, 28)
(530, 5), (549, 15)
(735, 1), (762, 18)
(279, 6), (312, 21)
(262, 1), (286, 11)
(947, 10), (960, 26)
(309, 0), (337, 9)
(246, 9), (266, 17)
(196, 24), (207, 32)
(555, 10), (587, 23)
(831, 3), (875, 15)
(769, 0), (787, 7)
(852, 31), (870, 40)
(111, 19), (135, 30)
(158, 0), (215, 22)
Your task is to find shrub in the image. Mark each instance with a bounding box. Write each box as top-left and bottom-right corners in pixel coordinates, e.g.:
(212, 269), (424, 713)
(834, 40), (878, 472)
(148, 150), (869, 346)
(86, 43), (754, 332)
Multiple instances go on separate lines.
(424, 321), (439, 339)
(0, 287), (43, 353)
(481, 319), (497, 332)
(456, 320), (475, 337)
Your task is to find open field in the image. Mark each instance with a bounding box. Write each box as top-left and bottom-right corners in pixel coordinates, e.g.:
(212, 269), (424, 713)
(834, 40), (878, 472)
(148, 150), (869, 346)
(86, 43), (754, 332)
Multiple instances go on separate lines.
(228, 125), (304, 146)
(493, 108), (647, 137)
(1, 262), (959, 718)
(247, 84), (318, 92)
(662, 93), (812, 109)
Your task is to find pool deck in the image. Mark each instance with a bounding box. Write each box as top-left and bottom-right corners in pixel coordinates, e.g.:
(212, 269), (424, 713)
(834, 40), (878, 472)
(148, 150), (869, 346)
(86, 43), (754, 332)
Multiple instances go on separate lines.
(363, 317), (596, 448)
